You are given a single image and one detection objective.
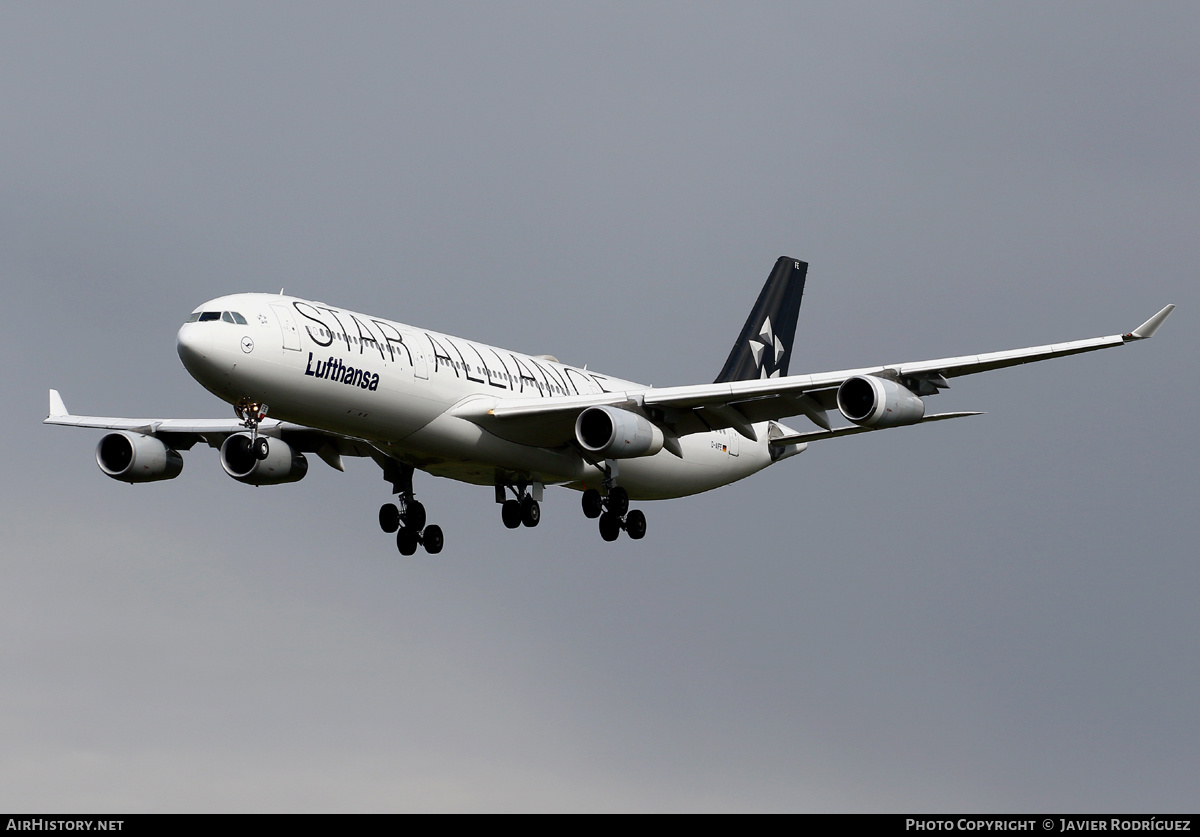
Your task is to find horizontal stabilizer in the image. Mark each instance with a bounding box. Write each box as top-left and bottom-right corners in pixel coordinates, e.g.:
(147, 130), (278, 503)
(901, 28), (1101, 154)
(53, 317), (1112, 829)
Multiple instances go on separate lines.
(768, 411), (984, 445)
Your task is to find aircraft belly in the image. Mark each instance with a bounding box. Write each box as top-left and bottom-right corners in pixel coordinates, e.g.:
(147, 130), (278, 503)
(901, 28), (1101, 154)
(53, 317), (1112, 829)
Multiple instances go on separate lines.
(393, 414), (587, 484)
(595, 429), (774, 500)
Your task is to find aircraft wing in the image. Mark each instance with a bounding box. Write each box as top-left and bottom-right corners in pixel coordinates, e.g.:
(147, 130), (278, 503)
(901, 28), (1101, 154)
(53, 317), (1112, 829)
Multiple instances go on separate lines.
(467, 304), (1175, 445)
(43, 390), (379, 470)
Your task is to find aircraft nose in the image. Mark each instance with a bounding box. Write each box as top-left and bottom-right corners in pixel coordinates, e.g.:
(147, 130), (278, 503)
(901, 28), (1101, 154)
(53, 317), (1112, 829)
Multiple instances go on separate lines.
(176, 322), (213, 375)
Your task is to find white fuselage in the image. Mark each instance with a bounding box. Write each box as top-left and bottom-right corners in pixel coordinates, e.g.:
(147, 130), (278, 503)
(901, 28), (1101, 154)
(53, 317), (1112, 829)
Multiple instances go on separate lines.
(176, 293), (777, 499)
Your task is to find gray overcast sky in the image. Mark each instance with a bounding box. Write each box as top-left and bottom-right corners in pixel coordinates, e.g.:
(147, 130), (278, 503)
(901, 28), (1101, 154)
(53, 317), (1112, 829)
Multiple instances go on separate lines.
(1, 2), (1197, 812)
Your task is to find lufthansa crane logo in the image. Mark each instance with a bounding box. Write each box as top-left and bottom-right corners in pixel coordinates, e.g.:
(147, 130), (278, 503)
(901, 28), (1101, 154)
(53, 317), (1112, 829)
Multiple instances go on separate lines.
(241, 336), (255, 353)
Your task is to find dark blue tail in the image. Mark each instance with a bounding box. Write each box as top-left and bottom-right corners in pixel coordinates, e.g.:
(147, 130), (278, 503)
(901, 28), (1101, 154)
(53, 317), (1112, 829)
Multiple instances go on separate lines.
(714, 257), (808, 382)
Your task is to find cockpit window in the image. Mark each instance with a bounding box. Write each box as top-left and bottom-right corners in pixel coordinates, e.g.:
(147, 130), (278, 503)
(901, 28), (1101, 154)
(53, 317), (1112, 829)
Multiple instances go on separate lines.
(192, 310), (248, 324)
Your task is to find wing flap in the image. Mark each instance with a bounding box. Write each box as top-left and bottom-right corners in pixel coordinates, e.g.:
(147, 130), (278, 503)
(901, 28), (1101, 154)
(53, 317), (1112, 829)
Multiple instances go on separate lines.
(769, 411), (985, 445)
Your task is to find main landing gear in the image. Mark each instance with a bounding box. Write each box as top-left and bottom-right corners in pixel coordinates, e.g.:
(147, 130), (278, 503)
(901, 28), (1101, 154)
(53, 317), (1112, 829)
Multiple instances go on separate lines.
(581, 468), (647, 542)
(234, 398), (271, 460)
(497, 483), (541, 530)
(379, 497), (443, 555)
(378, 460), (442, 555)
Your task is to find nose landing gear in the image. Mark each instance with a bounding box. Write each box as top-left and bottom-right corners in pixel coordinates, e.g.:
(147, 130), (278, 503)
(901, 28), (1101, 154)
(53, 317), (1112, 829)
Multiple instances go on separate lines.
(234, 399), (271, 459)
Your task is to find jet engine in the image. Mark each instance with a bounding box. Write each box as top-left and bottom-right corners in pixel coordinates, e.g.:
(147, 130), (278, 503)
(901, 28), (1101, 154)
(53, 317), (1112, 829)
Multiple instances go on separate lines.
(575, 405), (664, 459)
(220, 434), (308, 485)
(836, 375), (925, 428)
(96, 432), (184, 483)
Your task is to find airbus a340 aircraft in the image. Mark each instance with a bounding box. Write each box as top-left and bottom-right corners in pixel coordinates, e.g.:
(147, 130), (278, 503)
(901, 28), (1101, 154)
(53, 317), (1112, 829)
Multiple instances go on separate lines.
(46, 258), (1173, 554)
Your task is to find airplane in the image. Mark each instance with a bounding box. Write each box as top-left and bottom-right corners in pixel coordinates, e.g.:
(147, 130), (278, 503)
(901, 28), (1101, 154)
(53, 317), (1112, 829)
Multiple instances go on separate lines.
(45, 257), (1174, 555)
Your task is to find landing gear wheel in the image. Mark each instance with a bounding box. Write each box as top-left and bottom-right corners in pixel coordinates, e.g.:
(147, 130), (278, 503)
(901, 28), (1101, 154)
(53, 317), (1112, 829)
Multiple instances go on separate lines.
(423, 525), (444, 554)
(379, 503), (401, 534)
(607, 486), (629, 516)
(599, 511), (622, 542)
(254, 437), (270, 460)
(625, 509), (647, 540)
(582, 489), (603, 519)
(404, 500), (427, 532)
(501, 499), (522, 529)
(521, 497), (541, 528)
(396, 527), (419, 556)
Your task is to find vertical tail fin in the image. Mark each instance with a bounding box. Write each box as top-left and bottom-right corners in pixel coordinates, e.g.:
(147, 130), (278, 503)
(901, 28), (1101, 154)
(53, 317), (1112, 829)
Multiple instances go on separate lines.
(714, 257), (808, 382)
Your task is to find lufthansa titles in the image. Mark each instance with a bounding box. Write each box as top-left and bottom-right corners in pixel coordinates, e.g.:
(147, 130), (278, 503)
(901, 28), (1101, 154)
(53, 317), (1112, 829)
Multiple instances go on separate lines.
(304, 352), (380, 391)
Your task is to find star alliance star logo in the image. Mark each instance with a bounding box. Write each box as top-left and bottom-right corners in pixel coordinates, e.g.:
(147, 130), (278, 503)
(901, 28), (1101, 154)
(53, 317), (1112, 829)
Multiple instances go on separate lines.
(747, 316), (786, 378)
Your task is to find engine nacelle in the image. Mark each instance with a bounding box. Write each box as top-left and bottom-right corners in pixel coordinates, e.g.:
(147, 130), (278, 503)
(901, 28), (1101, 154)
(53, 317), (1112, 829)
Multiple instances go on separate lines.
(96, 432), (183, 483)
(220, 434), (308, 485)
(837, 375), (926, 428)
(575, 405), (664, 459)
